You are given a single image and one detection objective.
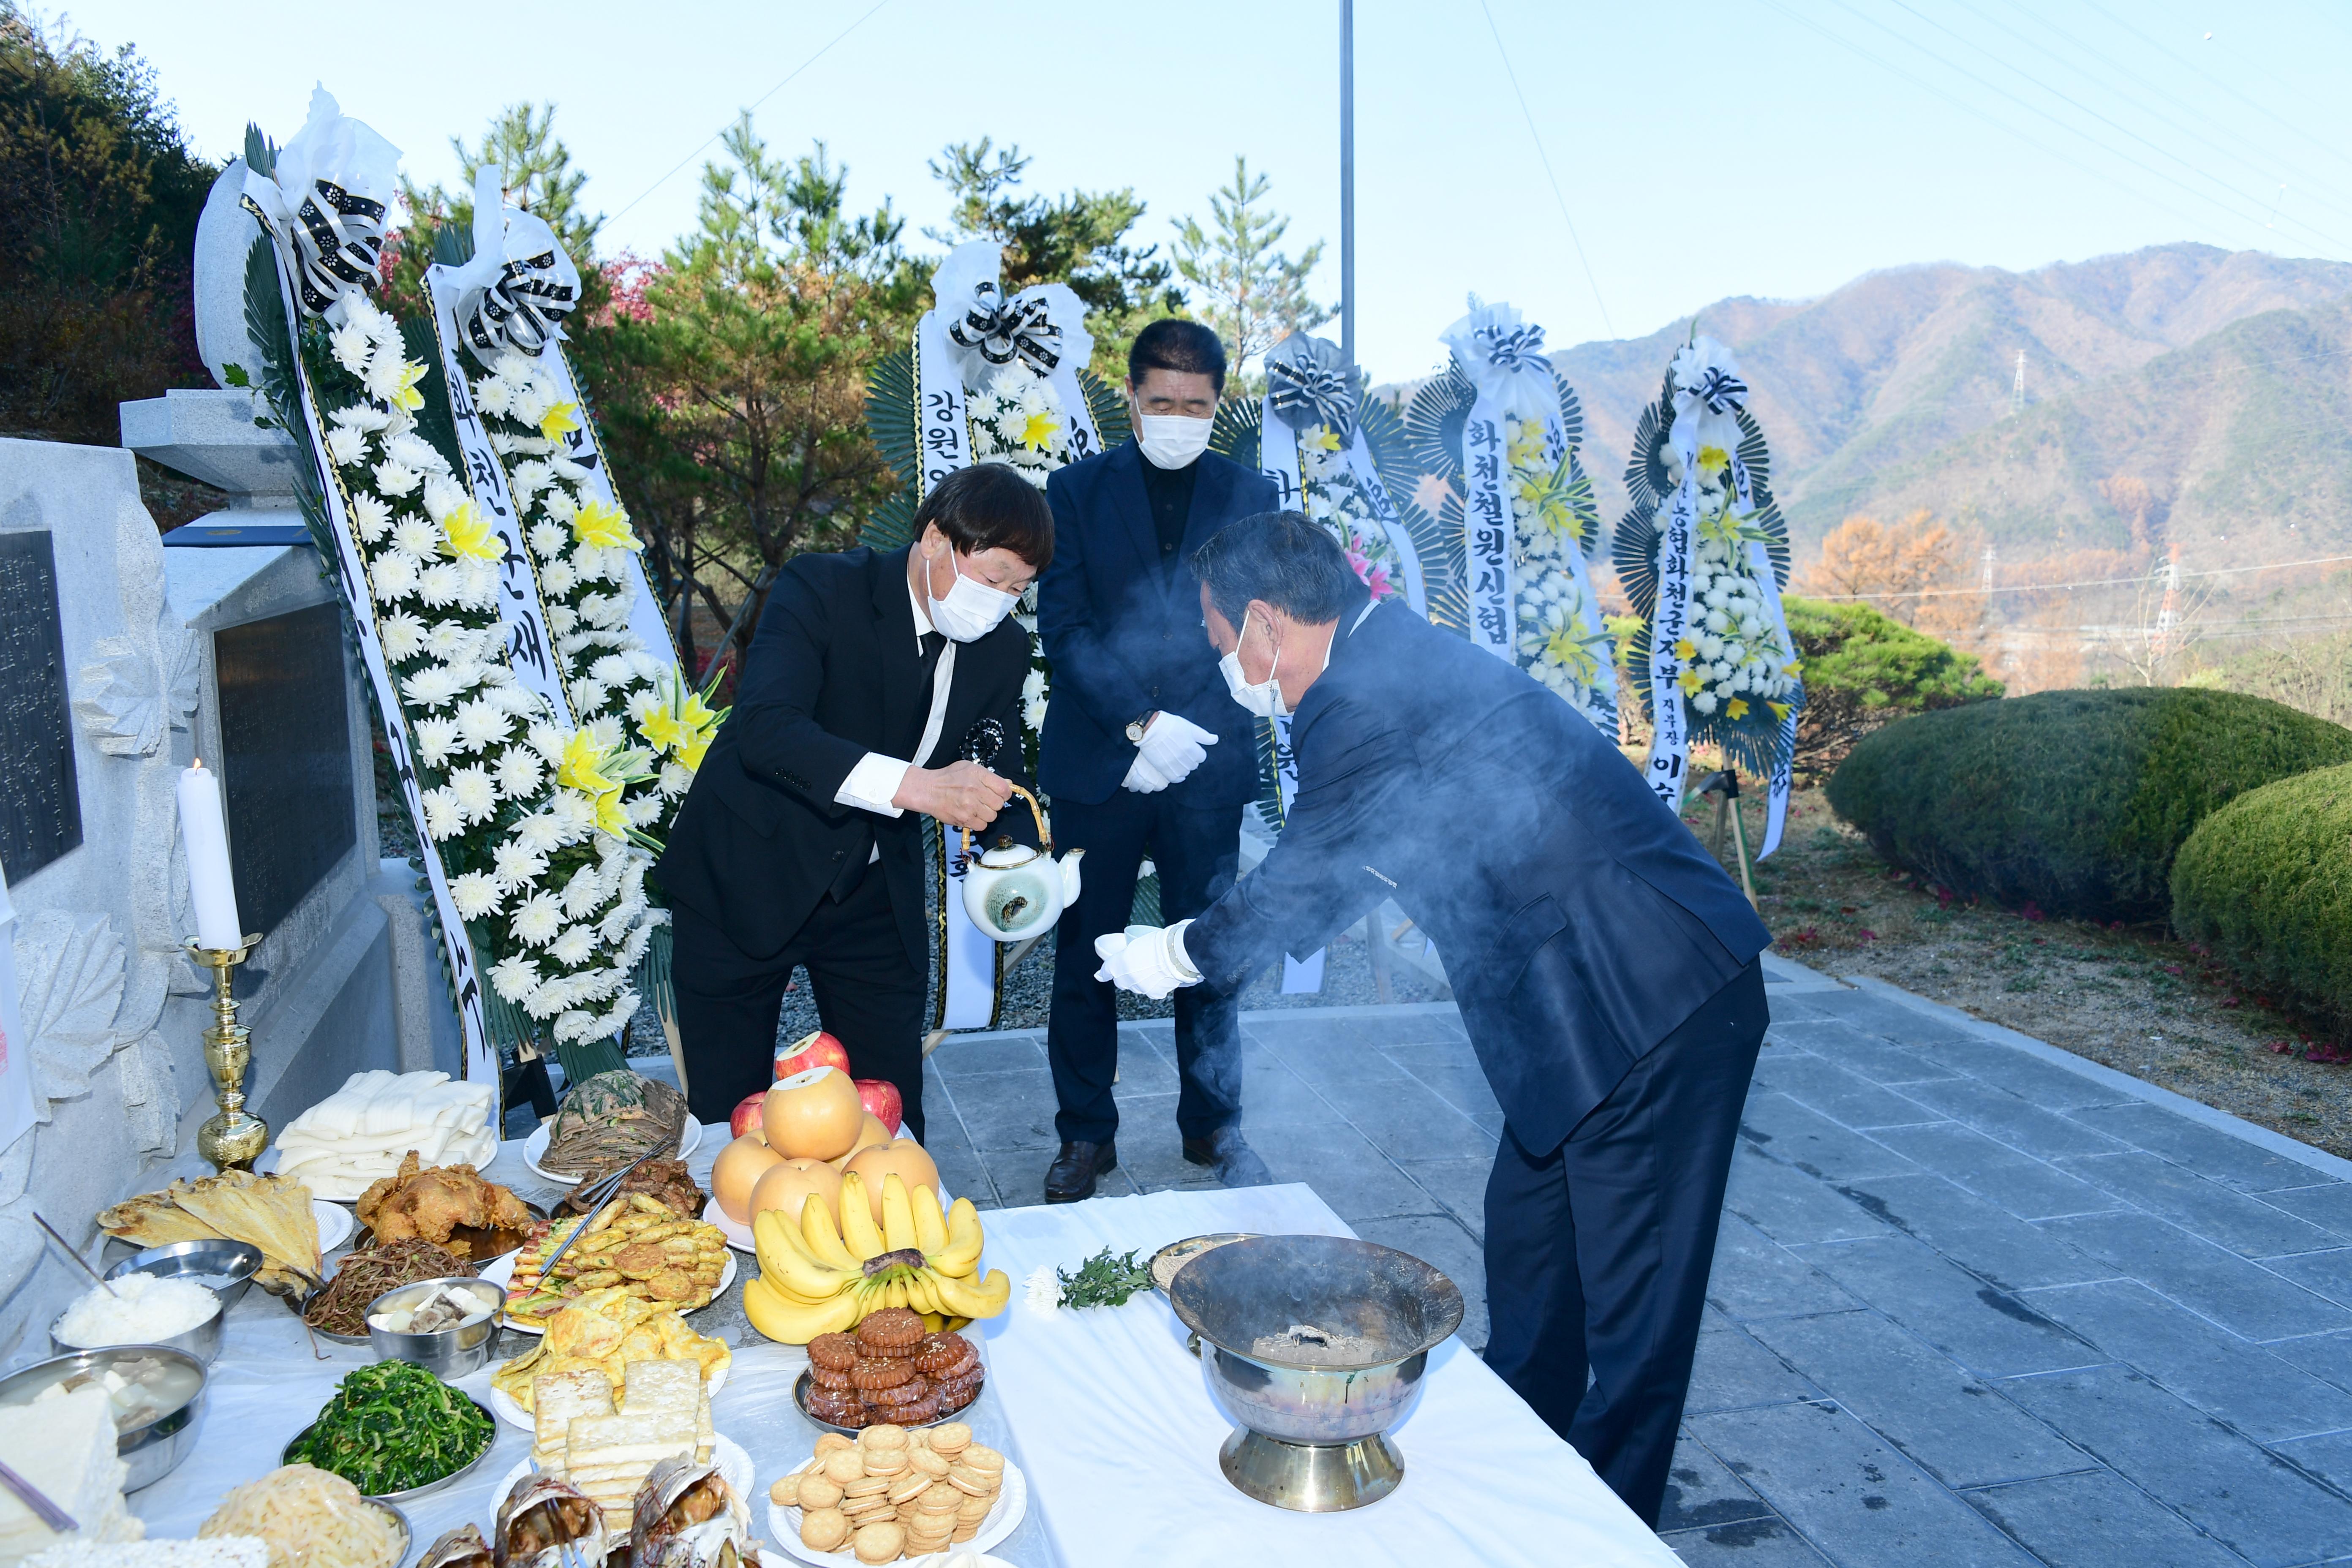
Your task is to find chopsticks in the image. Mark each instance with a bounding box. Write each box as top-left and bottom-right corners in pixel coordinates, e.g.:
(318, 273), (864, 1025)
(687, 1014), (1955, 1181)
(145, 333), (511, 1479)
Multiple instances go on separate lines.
(0, 1458), (76, 1533)
(32, 1212), (120, 1299)
(534, 1149), (662, 1281)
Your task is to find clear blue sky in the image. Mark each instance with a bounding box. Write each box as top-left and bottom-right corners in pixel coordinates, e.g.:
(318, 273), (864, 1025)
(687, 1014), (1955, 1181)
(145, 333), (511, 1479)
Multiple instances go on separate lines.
(69, 0), (2352, 382)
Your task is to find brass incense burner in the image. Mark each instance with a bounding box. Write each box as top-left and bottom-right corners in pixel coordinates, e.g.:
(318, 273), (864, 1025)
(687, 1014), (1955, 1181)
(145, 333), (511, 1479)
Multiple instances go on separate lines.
(188, 935), (267, 1173)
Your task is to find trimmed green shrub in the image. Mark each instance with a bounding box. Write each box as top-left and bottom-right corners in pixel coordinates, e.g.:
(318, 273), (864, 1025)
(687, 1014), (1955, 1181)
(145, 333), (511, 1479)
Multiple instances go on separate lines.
(1782, 597), (2004, 772)
(2171, 763), (2352, 1040)
(1826, 687), (2352, 922)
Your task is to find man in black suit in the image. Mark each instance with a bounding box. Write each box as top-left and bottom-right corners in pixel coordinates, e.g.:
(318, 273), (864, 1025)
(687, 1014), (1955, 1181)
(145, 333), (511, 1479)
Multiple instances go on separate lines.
(657, 464), (1051, 1141)
(1035, 320), (1282, 1202)
(1094, 512), (1773, 1527)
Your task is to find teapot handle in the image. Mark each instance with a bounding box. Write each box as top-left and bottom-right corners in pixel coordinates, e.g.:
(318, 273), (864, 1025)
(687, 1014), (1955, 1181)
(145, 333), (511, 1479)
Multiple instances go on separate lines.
(957, 782), (1054, 858)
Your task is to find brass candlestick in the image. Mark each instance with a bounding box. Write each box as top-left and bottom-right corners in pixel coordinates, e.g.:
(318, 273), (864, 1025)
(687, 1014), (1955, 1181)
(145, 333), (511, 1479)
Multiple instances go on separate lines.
(188, 935), (267, 1173)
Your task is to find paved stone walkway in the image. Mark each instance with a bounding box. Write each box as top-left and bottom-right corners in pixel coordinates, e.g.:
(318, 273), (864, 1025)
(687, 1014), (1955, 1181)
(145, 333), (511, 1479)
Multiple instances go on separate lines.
(923, 963), (2352, 1567)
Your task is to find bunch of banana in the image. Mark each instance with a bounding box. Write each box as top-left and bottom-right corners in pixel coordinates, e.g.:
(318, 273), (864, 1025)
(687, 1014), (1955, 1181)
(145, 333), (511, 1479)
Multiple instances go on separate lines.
(743, 1171), (1013, 1345)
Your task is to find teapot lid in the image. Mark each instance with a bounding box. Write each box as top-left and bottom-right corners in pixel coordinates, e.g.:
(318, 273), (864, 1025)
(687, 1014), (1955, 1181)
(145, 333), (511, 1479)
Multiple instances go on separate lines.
(976, 839), (1039, 868)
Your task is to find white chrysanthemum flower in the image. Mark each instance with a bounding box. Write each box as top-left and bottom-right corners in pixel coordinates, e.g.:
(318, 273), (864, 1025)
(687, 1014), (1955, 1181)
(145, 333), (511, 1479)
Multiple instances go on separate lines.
(455, 699), (511, 752)
(449, 870), (504, 919)
(512, 893), (565, 946)
(546, 603), (580, 634)
(448, 764), (499, 823)
(412, 716), (459, 768)
(475, 376), (515, 418)
(421, 471), (468, 523)
(325, 425), (368, 466)
(489, 954), (539, 1003)
(523, 722), (565, 762)
(585, 715), (625, 752)
(588, 653), (634, 689)
(379, 610), (426, 662)
(373, 459), (421, 497)
(492, 838), (549, 888)
(403, 665), (464, 708)
(575, 593), (623, 629)
(1692, 691), (1720, 715)
(509, 815), (563, 861)
(370, 552), (421, 602)
(347, 491), (392, 543)
(550, 790), (596, 838)
(390, 516), (440, 559)
(417, 622), (467, 661)
(459, 560), (501, 609)
(417, 563), (465, 607)
(561, 862), (607, 919)
(541, 560), (578, 596)
(528, 521), (570, 559)
(507, 458), (551, 497)
(329, 320), (372, 375)
(625, 792), (663, 828)
(568, 678), (605, 714)
(362, 352), (416, 407)
(495, 747), (546, 798)
(1024, 1265), (1062, 1317)
(541, 487), (578, 523)
(549, 925), (596, 966)
(422, 787), (464, 840)
(659, 760), (694, 797)
(384, 432), (439, 472)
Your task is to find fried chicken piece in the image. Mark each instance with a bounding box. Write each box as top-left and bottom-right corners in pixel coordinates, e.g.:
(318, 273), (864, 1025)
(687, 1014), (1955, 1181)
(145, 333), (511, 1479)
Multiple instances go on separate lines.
(358, 1150), (532, 1245)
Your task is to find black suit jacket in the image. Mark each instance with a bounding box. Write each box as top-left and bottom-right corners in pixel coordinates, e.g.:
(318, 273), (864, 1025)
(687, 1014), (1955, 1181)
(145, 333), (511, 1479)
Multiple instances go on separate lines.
(657, 545), (1039, 971)
(1184, 601), (1773, 1157)
(1037, 442), (1279, 806)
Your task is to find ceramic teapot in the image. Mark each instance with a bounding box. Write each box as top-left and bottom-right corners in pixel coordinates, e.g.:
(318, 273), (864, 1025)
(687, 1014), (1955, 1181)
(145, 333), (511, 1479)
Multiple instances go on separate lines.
(960, 785), (1083, 942)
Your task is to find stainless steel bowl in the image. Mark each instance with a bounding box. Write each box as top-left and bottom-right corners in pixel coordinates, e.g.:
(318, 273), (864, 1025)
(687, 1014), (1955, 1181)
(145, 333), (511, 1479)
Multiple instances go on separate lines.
(107, 1239), (264, 1310)
(1166, 1234), (1464, 1512)
(364, 1276), (503, 1377)
(0, 1346), (209, 1492)
(51, 1285), (225, 1367)
(362, 1496), (411, 1562)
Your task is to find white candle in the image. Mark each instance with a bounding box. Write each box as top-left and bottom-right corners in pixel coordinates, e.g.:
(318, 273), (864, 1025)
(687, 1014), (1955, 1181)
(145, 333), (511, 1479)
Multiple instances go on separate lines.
(177, 759), (245, 950)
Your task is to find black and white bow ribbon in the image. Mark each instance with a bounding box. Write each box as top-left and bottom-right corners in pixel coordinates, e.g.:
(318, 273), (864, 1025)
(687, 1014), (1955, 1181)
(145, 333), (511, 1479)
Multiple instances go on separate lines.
(289, 179), (389, 317)
(947, 281), (1063, 377)
(1267, 347), (1358, 440)
(1684, 365), (1748, 416)
(461, 246), (578, 359)
(1474, 322), (1548, 375)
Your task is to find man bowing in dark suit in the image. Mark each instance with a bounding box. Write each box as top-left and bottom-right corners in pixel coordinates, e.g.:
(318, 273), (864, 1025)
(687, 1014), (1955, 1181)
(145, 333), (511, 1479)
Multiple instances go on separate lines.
(657, 463), (1051, 1141)
(1034, 320), (1281, 1202)
(1094, 512), (1773, 1528)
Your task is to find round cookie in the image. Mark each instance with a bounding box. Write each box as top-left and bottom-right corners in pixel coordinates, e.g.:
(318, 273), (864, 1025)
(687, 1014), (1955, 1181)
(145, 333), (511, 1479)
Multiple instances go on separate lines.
(856, 1307), (926, 1353)
(814, 1432), (858, 1457)
(851, 1521), (906, 1565)
(860, 1422), (909, 1451)
(927, 1421), (972, 1456)
(797, 1472), (846, 1511)
(887, 1471), (933, 1505)
(945, 1465), (990, 1497)
(822, 1449), (866, 1486)
(799, 1507), (850, 1552)
(963, 1443), (1004, 1475)
(808, 1362), (857, 1392)
(909, 1446), (951, 1478)
(808, 1331), (860, 1371)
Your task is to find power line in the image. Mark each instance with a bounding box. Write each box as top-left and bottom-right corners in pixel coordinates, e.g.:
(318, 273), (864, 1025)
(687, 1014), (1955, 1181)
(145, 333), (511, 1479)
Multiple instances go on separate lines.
(2079, 1), (2352, 182)
(1475, 0), (1614, 339)
(604, 0), (893, 226)
(1804, 552), (2352, 603)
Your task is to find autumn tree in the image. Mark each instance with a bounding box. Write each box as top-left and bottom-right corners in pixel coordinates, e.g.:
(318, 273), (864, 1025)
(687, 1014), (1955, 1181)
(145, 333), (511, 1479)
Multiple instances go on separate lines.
(926, 138), (1181, 380)
(1173, 156), (1330, 392)
(580, 119), (920, 675)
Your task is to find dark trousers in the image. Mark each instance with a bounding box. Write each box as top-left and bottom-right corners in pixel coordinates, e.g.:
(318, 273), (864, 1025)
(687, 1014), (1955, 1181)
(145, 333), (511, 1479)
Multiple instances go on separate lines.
(1046, 790), (1245, 1145)
(670, 860), (927, 1143)
(1481, 959), (1767, 1527)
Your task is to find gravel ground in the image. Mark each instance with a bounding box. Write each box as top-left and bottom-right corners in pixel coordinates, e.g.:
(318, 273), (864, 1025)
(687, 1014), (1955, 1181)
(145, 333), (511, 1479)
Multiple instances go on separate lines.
(1740, 786), (2352, 1160)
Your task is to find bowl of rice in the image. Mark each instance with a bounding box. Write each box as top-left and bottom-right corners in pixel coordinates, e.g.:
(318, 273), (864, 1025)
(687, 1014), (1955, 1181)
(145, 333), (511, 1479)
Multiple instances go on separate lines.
(51, 1273), (223, 1365)
(198, 1464), (408, 1568)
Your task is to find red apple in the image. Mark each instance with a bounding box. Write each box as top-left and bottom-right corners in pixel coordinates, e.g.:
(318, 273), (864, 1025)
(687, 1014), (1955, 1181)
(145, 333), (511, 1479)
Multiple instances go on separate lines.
(731, 1091), (767, 1141)
(855, 1078), (903, 1135)
(774, 1029), (852, 1082)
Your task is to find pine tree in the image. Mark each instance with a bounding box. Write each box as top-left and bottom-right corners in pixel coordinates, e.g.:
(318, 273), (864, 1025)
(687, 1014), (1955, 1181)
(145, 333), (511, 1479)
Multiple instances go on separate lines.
(1173, 156), (1331, 392)
(404, 101), (602, 261)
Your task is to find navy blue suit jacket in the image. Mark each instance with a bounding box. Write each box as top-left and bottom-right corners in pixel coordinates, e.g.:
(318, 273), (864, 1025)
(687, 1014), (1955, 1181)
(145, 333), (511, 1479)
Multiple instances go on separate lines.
(1184, 600), (1773, 1156)
(1038, 442), (1279, 807)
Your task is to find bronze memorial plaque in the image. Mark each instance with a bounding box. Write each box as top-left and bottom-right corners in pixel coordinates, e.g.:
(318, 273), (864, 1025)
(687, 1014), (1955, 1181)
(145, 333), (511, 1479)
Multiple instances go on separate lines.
(215, 601), (357, 935)
(0, 531), (82, 884)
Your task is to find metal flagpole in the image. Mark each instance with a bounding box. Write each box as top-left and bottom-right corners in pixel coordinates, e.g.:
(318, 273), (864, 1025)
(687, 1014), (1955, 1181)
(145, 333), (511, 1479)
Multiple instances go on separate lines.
(1339, 0), (1355, 375)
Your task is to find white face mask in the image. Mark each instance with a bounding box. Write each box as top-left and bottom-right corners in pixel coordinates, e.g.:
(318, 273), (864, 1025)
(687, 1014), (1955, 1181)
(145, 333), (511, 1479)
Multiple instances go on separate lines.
(925, 550), (1019, 642)
(1220, 611), (1286, 717)
(1136, 412), (1214, 470)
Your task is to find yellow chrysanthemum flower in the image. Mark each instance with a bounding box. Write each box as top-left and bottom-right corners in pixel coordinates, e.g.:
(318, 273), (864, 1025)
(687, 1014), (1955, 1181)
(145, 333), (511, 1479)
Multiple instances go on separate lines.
(538, 400), (583, 443)
(1726, 697), (1750, 719)
(1696, 444), (1730, 477)
(1015, 408), (1062, 452)
(1677, 668), (1704, 696)
(1307, 426), (1344, 452)
(1673, 637), (1699, 662)
(439, 501), (501, 562)
(389, 359), (428, 413)
(571, 498), (640, 553)
(637, 703), (689, 755)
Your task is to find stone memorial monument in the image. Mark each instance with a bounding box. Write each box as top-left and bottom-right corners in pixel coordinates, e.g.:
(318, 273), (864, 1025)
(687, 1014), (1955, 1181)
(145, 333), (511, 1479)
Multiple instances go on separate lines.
(0, 160), (458, 1357)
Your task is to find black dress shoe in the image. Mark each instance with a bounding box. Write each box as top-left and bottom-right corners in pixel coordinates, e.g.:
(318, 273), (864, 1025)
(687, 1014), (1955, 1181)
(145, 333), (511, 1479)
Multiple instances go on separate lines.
(1182, 1126), (1274, 1188)
(1044, 1139), (1117, 1203)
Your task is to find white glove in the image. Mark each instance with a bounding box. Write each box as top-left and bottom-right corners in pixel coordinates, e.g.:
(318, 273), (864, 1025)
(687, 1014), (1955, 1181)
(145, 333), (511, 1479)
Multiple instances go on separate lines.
(1121, 750), (1170, 793)
(1136, 712), (1218, 787)
(1093, 921), (1200, 999)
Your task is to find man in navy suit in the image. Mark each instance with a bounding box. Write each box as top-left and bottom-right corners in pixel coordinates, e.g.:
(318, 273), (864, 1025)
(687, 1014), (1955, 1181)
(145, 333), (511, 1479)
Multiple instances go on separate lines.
(1034, 320), (1281, 1202)
(1094, 512), (1773, 1527)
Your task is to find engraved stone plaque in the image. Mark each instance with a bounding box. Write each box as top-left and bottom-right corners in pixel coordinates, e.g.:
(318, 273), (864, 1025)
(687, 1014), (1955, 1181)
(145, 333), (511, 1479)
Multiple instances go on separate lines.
(0, 531), (82, 882)
(215, 601), (356, 935)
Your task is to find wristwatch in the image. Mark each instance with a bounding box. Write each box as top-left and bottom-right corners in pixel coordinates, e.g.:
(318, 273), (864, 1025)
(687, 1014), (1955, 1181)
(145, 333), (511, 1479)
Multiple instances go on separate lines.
(1126, 712), (1156, 744)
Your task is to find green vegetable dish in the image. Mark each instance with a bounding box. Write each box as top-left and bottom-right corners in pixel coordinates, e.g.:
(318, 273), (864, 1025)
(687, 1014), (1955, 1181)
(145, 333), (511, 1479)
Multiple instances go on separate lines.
(285, 1360), (494, 1496)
